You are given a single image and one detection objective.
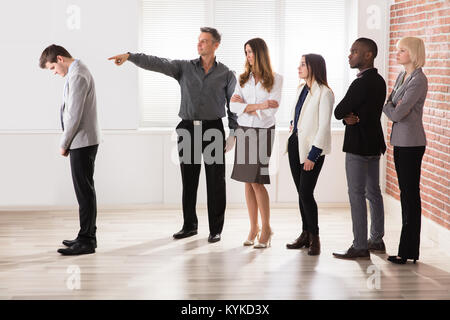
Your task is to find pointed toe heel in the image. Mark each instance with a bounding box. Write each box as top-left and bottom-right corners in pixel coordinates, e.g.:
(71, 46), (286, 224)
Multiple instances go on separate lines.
(243, 228), (260, 247)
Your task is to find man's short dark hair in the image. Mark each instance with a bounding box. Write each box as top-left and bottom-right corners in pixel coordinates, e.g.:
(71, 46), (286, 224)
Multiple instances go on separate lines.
(200, 27), (221, 43)
(355, 37), (378, 59)
(39, 44), (72, 69)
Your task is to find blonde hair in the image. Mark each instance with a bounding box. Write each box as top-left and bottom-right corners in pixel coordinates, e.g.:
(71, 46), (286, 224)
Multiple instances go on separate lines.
(397, 36), (426, 68)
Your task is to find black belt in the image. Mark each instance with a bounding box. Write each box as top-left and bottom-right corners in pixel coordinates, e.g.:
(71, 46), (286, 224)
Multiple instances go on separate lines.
(182, 119), (221, 125)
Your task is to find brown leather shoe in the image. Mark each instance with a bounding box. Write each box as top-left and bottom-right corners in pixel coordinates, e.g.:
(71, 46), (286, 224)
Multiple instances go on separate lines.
(308, 232), (320, 256)
(368, 239), (386, 253)
(332, 245), (370, 260)
(286, 231), (310, 249)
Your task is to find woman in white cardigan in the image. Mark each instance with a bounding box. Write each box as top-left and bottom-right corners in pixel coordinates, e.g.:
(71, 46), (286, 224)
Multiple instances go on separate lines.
(285, 54), (334, 255)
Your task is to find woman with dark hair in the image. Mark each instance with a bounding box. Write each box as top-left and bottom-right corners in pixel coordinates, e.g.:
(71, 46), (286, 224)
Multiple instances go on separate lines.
(285, 54), (334, 255)
(230, 38), (283, 249)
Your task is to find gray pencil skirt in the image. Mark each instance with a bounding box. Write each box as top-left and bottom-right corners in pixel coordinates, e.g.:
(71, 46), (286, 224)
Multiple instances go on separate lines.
(231, 125), (275, 184)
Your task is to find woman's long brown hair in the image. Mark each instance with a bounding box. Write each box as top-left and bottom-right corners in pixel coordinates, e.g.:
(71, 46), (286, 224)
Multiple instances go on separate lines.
(303, 53), (331, 90)
(239, 38), (275, 92)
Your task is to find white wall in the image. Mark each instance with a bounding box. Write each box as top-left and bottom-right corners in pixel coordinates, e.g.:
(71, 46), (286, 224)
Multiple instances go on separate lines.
(355, 0), (391, 191)
(0, 0), (140, 130)
(0, 129), (347, 207)
(0, 0), (390, 208)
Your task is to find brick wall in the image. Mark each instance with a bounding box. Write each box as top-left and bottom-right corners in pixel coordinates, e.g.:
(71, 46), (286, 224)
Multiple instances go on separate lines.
(387, 0), (449, 229)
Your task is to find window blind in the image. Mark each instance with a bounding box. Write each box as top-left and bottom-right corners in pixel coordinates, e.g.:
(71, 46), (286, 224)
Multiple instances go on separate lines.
(141, 0), (347, 127)
(141, 0), (207, 126)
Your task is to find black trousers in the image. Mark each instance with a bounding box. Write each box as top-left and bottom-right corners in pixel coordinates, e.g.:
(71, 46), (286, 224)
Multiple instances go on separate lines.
(176, 119), (226, 235)
(394, 145), (425, 259)
(69, 144), (98, 245)
(287, 134), (325, 235)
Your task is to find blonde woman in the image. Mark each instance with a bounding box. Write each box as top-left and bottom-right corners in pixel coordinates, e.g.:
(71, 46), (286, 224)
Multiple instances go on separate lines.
(285, 54), (334, 255)
(383, 36), (428, 264)
(230, 38), (283, 248)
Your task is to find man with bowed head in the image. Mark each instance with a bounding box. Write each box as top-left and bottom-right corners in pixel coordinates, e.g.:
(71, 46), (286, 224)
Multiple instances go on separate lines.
(39, 44), (101, 255)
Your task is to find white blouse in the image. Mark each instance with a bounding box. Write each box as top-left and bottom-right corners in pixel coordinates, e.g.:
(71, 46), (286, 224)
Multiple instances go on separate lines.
(230, 72), (283, 128)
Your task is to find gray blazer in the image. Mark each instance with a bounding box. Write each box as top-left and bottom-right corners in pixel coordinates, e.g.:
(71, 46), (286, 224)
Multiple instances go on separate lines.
(61, 60), (101, 150)
(383, 67), (427, 147)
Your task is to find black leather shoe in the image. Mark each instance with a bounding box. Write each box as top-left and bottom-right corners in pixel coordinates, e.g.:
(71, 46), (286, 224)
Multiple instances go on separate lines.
(208, 233), (221, 243)
(368, 239), (386, 253)
(333, 245), (370, 260)
(58, 242), (95, 255)
(63, 239), (97, 248)
(387, 256), (417, 264)
(173, 228), (198, 239)
(286, 231), (310, 249)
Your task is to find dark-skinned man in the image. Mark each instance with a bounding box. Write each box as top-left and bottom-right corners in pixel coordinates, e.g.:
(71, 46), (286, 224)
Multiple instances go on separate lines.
(333, 38), (387, 260)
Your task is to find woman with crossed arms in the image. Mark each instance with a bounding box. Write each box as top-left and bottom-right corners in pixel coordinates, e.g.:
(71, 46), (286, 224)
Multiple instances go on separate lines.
(230, 38), (283, 249)
(383, 36), (428, 264)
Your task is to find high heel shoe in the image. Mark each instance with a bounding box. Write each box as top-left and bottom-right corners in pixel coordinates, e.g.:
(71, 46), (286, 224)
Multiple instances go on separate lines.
(254, 230), (273, 249)
(243, 228), (260, 246)
(387, 256), (418, 264)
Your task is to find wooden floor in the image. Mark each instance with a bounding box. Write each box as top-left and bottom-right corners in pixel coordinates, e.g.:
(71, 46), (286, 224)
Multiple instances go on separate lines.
(0, 205), (449, 300)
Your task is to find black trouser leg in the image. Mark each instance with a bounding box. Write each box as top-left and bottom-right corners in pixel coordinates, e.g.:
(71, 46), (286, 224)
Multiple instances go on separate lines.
(394, 146), (425, 259)
(69, 144), (98, 245)
(288, 134), (308, 232)
(288, 134), (324, 234)
(180, 163), (201, 230)
(203, 120), (226, 235)
(298, 155), (324, 236)
(177, 121), (200, 230)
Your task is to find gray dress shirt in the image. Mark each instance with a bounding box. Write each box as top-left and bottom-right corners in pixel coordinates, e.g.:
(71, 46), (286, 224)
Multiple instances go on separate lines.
(383, 67), (428, 147)
(128, 53), (238, 130)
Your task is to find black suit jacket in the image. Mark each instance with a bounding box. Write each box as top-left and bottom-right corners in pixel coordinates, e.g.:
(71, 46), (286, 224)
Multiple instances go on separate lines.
(334, 68), (387, 156)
